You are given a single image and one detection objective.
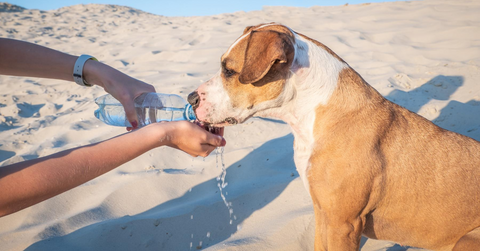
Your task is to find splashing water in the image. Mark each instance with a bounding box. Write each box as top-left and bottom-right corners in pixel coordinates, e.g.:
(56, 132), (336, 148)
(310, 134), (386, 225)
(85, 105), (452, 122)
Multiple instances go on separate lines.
(216, 147), (234, 223)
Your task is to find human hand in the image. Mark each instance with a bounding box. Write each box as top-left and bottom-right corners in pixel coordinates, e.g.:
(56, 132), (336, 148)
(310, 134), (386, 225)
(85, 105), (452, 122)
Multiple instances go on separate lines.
(83, 60), (155, 130)
(157, 121), (226, 157)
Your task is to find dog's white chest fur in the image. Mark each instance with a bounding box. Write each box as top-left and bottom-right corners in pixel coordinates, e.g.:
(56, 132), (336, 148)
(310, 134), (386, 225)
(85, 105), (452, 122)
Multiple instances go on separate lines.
(280, 33), (347, 193)
(291, 115), (316, 194)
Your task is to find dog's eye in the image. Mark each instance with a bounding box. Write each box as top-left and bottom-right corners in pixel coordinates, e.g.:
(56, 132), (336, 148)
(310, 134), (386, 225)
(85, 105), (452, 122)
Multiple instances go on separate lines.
(223, 67), (236, 78)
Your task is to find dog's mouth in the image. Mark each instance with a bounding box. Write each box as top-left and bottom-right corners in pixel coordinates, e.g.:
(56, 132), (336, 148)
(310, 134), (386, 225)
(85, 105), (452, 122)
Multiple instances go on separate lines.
(204, 124), (222, 135)
(196, 117), (238, 133)
(211, 117), (238, 127)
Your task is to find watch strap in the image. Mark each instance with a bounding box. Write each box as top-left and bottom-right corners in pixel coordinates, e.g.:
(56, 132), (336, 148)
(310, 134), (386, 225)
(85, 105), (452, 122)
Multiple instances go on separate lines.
(73, 54), (98, 87)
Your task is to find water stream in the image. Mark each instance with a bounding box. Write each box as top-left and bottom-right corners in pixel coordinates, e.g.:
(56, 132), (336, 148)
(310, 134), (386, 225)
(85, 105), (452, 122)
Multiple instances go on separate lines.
(216, 147), (235, 224)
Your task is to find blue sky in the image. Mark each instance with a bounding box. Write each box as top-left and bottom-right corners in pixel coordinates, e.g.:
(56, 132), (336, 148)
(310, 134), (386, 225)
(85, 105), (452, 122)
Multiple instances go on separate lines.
(7, 0), (408, 16)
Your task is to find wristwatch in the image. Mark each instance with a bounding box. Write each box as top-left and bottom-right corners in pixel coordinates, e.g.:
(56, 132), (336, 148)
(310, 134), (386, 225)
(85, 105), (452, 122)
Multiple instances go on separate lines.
(73, 54), (98, 87)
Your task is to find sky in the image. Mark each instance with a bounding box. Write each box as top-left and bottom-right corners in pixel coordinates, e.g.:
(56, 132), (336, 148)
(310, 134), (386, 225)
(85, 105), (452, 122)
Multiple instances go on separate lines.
(7, 0), (409, 16)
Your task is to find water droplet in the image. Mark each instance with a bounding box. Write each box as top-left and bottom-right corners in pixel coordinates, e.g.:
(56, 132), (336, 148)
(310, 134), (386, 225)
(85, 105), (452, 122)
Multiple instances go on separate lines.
(215, 147), (234, 222)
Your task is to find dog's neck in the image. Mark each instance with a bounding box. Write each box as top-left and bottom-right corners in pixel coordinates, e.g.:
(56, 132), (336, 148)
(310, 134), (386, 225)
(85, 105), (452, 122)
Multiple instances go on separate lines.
(257, 34), (348, 149)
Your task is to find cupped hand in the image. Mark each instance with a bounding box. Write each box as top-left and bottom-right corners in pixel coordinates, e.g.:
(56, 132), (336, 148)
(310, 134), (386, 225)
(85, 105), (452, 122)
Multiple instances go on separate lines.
(158, 121), (226, 157)
(83, 60), (155, 130)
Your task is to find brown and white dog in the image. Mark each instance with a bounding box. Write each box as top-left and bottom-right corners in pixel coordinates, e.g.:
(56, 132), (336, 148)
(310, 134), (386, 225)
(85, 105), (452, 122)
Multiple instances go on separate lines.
(188, 23), (480, 250)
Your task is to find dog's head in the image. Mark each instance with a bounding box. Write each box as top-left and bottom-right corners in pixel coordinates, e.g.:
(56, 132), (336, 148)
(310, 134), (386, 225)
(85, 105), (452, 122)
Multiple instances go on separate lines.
(188, 23), (296, 126)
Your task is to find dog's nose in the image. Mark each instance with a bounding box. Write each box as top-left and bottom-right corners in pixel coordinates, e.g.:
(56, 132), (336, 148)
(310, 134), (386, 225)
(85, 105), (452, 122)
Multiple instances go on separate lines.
(187, 91), (200, 109)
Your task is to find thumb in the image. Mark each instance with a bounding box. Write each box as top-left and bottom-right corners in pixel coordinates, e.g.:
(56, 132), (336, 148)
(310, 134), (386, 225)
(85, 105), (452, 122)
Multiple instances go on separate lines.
(206, 133), (226, 147)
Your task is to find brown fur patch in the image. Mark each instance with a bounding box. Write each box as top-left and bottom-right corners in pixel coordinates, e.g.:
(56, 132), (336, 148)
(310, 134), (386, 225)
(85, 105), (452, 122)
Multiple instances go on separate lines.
(219, 24), (294, 109)
(308, 67), (480, 249)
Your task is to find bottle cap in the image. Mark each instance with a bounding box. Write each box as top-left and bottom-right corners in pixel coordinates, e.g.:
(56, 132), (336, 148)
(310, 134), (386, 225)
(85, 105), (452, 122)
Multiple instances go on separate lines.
(184, 104), (196, 121)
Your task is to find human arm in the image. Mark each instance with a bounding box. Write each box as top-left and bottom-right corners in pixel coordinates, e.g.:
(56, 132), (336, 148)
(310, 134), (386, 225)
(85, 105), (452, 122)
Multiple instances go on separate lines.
(0, 38), (154, 127)
(0, 121), (226, 217)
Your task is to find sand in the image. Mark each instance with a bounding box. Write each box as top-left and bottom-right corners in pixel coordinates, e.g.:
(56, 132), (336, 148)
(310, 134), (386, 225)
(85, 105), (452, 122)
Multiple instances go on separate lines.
(0, 0), (479, 250)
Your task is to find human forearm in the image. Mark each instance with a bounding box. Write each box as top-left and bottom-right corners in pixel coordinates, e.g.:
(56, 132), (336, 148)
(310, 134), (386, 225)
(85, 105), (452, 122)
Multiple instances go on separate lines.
(0, 38), (156, 126)
(0, 123), (164, 217)
(0, 38), (76, 81)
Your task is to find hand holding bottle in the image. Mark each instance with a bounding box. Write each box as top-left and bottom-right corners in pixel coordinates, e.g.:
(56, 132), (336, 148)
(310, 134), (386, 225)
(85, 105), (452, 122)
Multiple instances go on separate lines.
(83, 59), (156, 130)
(95, 92), (196, 128)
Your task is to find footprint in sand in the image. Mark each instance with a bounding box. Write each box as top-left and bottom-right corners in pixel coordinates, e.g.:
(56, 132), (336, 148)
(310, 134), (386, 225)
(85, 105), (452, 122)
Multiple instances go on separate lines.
(181, 73), (195, 77)
(16, 103), (45, 118)
(388, 73), (413, 90)
(187, 34), (210, 46)
(71, 120), (98, 131)
(39, 102), (63, 117)
(51, 136), (68, 148)
(0, 149), (15, 163)
(24, 79), (41, 86)
(0, 115), (19, 130)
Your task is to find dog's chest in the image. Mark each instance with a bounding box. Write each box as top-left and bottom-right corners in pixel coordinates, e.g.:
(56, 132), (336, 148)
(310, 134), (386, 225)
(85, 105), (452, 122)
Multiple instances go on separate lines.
(290, 116), (316, 194)
(293, 146), (313, 193)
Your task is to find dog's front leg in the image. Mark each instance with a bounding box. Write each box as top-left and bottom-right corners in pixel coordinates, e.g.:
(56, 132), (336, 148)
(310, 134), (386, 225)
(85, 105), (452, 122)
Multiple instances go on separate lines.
(324, 214), (364, 250)
(313, 202), (328, 250)
(311, 195), (364, 251)
(309, 158), (377, 250)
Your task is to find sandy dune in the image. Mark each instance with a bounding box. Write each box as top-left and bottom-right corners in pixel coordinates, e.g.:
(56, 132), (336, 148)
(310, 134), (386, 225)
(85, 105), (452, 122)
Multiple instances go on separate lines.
(0, 0), (479, 250)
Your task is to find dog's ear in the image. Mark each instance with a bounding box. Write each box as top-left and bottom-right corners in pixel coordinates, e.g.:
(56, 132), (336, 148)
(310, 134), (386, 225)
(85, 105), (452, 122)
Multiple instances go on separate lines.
(239, 30), (294, 85)
(243, 26), (254, 34)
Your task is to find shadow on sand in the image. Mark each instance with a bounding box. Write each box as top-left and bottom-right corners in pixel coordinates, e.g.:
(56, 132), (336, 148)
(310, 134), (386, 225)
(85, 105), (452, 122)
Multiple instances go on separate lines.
(386, 75), (480, 140)
(27, 134), (297, 250)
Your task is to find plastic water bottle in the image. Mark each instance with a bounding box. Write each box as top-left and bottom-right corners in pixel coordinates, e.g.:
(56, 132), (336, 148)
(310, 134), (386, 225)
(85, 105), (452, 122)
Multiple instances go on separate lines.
(94, 92), (196, 127)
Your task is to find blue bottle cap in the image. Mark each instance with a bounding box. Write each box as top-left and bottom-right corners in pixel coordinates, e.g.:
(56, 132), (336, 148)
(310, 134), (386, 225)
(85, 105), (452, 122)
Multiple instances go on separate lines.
(184, 104), (196, 121)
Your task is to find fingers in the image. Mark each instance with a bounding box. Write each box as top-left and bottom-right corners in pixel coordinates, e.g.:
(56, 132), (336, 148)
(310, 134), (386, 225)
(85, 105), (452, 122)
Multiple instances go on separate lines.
(145, 84), (156, 93)
(198, 144), (219, 157)
(160, 121), (226, 157)
(206, 133), (226, 147)
(124, 83), (154, 129)
(121, 98), (138, 130)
